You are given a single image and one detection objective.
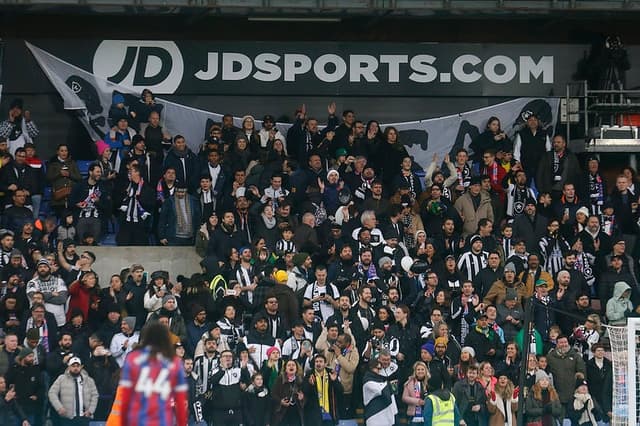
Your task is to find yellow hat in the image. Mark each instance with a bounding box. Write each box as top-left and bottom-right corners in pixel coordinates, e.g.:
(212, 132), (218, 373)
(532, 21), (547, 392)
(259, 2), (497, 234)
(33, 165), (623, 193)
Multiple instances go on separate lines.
(274, 270), (288, 283)
(435, 337), (448, 348)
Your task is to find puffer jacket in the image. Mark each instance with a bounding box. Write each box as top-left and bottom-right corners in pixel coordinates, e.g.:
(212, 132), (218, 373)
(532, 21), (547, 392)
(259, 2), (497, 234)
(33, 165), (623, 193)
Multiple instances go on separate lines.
(606, 281), (634, 325)
(48, 369), (99, 419)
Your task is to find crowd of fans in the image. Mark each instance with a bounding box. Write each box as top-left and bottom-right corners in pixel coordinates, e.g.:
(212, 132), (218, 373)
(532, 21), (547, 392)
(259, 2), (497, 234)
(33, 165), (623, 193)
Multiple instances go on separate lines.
(0, 91), (636, 426)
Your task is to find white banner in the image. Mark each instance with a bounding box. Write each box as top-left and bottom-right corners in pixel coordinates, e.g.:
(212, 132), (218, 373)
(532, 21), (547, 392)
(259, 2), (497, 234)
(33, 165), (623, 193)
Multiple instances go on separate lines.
(27, 41), (559, 169)
(392, 97), (559, 166)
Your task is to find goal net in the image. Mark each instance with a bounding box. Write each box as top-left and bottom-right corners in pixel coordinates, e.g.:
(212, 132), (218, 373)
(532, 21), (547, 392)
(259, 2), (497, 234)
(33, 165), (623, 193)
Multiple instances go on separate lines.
(606, 318), (640, 426)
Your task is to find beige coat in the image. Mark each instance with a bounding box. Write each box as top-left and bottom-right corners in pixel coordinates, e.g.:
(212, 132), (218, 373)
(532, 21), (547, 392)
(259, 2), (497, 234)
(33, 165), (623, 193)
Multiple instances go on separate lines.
(487, 392), (518, 426)
(315, 327), (359, 394)
(483, 279), (528, 307)
(454, 190), (494, 237)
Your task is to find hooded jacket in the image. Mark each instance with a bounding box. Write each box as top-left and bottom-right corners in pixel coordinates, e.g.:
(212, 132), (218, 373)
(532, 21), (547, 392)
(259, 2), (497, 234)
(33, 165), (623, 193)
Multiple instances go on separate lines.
(606, 281), (634, 325)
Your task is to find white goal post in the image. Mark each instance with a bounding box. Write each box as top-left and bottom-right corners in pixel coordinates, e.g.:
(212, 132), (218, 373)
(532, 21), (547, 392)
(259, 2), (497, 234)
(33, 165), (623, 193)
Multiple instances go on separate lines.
(606, 318), (640, 426)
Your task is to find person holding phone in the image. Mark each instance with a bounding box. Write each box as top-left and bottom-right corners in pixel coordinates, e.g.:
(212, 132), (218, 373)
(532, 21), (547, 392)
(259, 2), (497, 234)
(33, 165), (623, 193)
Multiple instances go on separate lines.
(0, 376), (29, 426)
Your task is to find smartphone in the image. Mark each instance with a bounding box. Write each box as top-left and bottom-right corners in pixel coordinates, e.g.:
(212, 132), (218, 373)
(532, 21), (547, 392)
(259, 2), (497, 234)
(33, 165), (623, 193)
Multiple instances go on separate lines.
(226, 289), (237, 296)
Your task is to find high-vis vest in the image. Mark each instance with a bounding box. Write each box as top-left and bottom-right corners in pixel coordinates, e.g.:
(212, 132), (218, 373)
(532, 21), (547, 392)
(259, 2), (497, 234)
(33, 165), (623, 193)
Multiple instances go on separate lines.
(427, 393), (456, 425)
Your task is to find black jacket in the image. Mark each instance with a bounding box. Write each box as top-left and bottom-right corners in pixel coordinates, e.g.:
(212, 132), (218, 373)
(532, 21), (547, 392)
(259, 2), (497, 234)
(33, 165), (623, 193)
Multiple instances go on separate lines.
(0, 161), (43, 196)
(607, 189), (638, 234)
(585, 357), (612, 416)
(69, 178), (110, 219)
(464, 326), (504, 363)
(512, 213), (548, 254)
(210, 366), (251, 410)
(206, 225), (248, 262)
(163, 147), (200, 191)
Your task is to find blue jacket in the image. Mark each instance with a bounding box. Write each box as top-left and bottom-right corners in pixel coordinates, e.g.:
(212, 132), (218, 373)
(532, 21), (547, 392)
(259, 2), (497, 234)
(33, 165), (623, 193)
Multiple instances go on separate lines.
(158, 194), (201, 244)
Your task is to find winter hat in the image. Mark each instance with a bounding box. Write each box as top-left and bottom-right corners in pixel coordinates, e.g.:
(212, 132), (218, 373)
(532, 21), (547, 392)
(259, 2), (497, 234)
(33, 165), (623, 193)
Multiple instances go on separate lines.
(505, 288), (519, 301)
(378, 256), (393, 269)
(36, 258), (50, 268)
(123, 316), (136, 330)
(575, 379), (589, 390)
(162, 294), (177, 305)
(469, 234), (482, 245)
(62, 238), (76, 250)
(327, 169), (340, 180)
(266, 346), (280, 358)
(112, 93), (125, 105)
(371, 320), (385, 331)
(504, 262), (516, 273)
(461, 346), (476, 358)
(151, 270), (169, 282)
(106, 304), (121, 314)
(293, 252), (310, 267)
(576, 207), (589, 218)
(192, 304), (206, 318)
(9, 249), (22, 258)
(274, 270), (288, 284)
(535, 370), (550, 384)
(421, 342), (435, 356)
(16, 347), (33, 360)
(435, 337), (448, 348)
(335, 148), (348, 158)
(96, 140), (110, 156)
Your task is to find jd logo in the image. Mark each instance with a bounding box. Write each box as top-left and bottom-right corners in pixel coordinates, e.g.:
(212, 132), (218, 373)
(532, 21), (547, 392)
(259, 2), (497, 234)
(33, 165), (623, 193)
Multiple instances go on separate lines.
(92, 40), (184, 94)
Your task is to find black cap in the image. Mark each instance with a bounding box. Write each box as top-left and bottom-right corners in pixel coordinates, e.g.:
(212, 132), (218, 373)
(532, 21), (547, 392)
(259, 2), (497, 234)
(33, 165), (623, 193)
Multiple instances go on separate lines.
(62, 238), (75, 249)
(470, 176), (482, 186)
(525, 197), (537, 206)
(132, 134), (145, 145)
(371, 319), (385, 331)
(263, 114), (275, 122)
